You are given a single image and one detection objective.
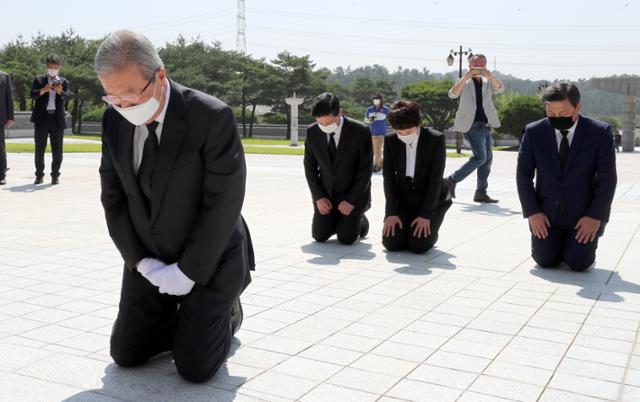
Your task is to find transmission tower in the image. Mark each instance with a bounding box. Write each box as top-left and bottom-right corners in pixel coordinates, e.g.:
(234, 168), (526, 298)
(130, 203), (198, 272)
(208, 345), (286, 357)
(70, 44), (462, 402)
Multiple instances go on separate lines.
(236, 0), (247, 53)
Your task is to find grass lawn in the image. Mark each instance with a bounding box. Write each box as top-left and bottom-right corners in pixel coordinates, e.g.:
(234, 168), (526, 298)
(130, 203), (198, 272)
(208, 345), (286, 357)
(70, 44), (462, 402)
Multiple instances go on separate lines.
(6, 143), (102, 153)
(6, 141), (469, 158)
(243, 145), (304, 155)
(68, 134), (102, 141)
(241, 138), (304, 145)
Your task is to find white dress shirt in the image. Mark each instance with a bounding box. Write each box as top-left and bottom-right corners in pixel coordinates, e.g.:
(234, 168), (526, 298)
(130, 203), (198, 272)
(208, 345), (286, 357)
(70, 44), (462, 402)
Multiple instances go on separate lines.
(47, 76), (58, 111)
(133, 80), (171, 174)
(325, 116), (344, 147)
(405, 132), (420, 178)
(554, 116), (578, 150)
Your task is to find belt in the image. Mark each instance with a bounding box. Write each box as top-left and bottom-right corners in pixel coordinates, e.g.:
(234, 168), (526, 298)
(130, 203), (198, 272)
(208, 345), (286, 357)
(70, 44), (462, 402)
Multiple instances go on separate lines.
(47, 110), (56, 114)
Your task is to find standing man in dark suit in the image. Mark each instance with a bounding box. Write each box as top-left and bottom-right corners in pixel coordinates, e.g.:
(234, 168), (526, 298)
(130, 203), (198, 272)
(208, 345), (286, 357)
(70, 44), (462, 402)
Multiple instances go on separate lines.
(95, 30), (253, 383)
(0, 69), (14, 185)
(304, 92), (372, 245)
(517, 82), (617, 272)
(382, 100), (452, 254)
(30, 54), (69, 185)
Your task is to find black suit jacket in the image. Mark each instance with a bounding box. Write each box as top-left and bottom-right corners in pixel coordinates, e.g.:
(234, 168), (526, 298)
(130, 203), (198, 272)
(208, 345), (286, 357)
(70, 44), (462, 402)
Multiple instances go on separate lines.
(303, 117), (373, 213)
(383, 127), (447, 219)
(100, 80), (253, 286)
(517, 114), (617, 227)
(30, 74), (69, 128)
(0, 70), (14, 126)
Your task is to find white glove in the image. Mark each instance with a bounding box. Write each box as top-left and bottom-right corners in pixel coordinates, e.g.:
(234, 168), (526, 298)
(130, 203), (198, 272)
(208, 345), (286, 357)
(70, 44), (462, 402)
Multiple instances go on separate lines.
(136, 258), (166, 276)
(145, 263), (195, 296)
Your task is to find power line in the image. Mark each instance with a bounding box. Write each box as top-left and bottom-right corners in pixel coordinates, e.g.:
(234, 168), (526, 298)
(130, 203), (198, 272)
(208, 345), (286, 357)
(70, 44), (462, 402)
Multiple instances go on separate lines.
(249, 8), (640, 32)
(248, 25), (640, 53)
(85, 9), (235, 39)
(247, 40), (640, 69)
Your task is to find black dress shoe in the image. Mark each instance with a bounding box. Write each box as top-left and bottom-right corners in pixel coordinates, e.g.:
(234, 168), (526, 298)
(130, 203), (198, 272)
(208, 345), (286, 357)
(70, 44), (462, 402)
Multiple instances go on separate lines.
(359, 215), (370, 238)
(51, 177), (60, 185)
(34, 177), (44, 185)
(231, 298), (243, 336)
(445, 178), (457, 199)
(0, 179), (6, 185)
(473, 194), (499, 203)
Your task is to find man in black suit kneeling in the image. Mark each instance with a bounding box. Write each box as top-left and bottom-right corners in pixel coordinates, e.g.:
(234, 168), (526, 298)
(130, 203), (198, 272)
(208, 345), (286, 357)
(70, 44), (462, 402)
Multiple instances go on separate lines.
(304, 93), (373, 245)
(96, 30), (253, 383)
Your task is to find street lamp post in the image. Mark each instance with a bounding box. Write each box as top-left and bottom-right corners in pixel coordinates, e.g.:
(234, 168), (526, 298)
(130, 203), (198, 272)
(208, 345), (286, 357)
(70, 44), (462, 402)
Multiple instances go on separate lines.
(447, 45), (473, 78)
(447, 45), (473, 153)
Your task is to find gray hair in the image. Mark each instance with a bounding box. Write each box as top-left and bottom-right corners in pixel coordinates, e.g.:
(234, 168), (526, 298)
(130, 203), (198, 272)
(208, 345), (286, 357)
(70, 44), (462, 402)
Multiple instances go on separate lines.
(94, 30), (164, 80)
(470, 53), (487, 63)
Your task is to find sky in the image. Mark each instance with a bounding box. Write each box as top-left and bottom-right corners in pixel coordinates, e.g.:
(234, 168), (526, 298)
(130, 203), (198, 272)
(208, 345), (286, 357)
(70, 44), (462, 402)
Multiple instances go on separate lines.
(3, 0), (639, 81)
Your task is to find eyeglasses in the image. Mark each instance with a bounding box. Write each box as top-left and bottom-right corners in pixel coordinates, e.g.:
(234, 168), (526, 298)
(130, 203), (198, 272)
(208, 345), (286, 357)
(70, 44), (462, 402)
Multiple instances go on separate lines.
(101, 73), (155, 105)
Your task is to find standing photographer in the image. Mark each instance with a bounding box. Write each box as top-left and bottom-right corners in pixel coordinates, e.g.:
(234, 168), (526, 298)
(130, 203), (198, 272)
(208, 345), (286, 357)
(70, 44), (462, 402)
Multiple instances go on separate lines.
(445, 54), (504, 203)
(31, 54), (69, 185)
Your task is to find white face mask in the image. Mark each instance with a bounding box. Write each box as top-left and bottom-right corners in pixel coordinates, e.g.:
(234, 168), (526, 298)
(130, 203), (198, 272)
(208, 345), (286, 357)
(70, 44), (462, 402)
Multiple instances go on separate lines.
(47, 68), (59, 77)
(398, 129), (419, 145)
(113, 79), (162, 126)
(373, 99), (381, 106)
(318, 122), (338, 134)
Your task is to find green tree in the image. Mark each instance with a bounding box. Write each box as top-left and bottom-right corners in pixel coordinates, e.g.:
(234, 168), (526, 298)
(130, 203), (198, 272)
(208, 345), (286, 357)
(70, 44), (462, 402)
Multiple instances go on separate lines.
(0, 35), (40, 110)
(399, 79), (458, 132)
(496, 95), (545, 143)
(595, 115), (622, 132)
(346, 77), (396, 107)
(270, 51), (329, 137)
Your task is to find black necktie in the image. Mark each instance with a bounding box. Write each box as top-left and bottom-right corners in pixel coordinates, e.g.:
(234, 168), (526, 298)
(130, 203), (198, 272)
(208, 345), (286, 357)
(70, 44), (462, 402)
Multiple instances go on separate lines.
(559, 129), (569, 169)
(328, 133), (337, 162)
(138, 121), (159, 204)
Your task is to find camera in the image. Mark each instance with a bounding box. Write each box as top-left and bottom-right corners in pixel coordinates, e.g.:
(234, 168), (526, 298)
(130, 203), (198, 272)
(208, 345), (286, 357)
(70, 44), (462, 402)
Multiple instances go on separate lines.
(51, 79), (61, 86)
(471, 67), (485, 77)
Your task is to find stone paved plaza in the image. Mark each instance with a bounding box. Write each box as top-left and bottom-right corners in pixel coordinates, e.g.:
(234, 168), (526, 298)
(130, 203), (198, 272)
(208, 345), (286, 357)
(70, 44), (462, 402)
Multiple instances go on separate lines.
(1, 149), (640, 402)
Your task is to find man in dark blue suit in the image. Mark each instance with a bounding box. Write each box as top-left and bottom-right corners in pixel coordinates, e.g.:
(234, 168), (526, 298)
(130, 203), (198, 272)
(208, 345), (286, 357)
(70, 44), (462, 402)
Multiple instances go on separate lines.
(517, 82), (617, 271)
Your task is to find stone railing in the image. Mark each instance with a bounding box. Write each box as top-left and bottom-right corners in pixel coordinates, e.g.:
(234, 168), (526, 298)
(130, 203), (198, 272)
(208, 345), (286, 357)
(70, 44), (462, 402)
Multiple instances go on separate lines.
(5, 111), (73, 138)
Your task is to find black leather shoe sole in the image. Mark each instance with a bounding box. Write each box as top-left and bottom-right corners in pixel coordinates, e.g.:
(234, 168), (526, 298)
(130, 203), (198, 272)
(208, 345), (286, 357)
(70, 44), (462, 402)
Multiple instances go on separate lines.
(231, 298), (243, 336)
(360, 216), (369, 238)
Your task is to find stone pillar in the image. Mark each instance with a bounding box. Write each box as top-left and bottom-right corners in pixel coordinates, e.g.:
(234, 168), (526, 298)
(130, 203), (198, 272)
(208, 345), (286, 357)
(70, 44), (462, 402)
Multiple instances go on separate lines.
(285, 93), (304, 146)
(623, 95), (636, 152)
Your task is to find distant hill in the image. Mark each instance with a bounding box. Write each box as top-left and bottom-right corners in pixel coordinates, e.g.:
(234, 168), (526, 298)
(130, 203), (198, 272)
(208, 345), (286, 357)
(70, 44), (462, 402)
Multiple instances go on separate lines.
(326, 65), (639, 117)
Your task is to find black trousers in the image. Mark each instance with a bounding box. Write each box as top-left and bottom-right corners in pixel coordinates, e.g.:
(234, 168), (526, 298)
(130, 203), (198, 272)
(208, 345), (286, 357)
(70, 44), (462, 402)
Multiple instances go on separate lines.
(383, 199), (452, 254)
(110, 241), (249, 383)
(0, 126), (6, 180)
(531, 226), (599, 271)
(34, 114), (64, 178)
(312, 206), (365, 245)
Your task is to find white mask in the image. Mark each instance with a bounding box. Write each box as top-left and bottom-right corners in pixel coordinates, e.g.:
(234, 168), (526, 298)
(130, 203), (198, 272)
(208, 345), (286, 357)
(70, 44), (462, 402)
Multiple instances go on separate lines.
(398, 130), (419, 145)
(318, 122), (338, 134)
(373, 99), (381, 106)
(47, 69), (59, 77)
(113, 79), (162, 126)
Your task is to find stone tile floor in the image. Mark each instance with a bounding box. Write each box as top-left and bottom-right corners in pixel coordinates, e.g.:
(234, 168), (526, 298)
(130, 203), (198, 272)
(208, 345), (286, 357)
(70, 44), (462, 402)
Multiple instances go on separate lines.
(1, 149), (639, 401)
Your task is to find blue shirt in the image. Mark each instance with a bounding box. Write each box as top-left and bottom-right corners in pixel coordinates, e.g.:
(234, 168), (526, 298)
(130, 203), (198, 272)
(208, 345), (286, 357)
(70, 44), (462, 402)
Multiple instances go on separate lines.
(365, 105), (389, 135)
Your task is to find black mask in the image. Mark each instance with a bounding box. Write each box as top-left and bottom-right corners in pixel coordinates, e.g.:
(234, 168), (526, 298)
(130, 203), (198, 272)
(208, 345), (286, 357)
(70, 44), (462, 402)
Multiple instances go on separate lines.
(548, 116), (574, 131)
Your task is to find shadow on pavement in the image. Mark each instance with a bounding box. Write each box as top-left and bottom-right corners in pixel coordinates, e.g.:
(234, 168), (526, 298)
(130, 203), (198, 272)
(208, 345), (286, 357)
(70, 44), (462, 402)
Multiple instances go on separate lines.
(388, 249), (457, 276)
(5, 183), (52, 193)
(459, 202), (520, 216)
(301, 241), (376, 265)
(531, 265), (640, 302)
(62, 341), (246, 401)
